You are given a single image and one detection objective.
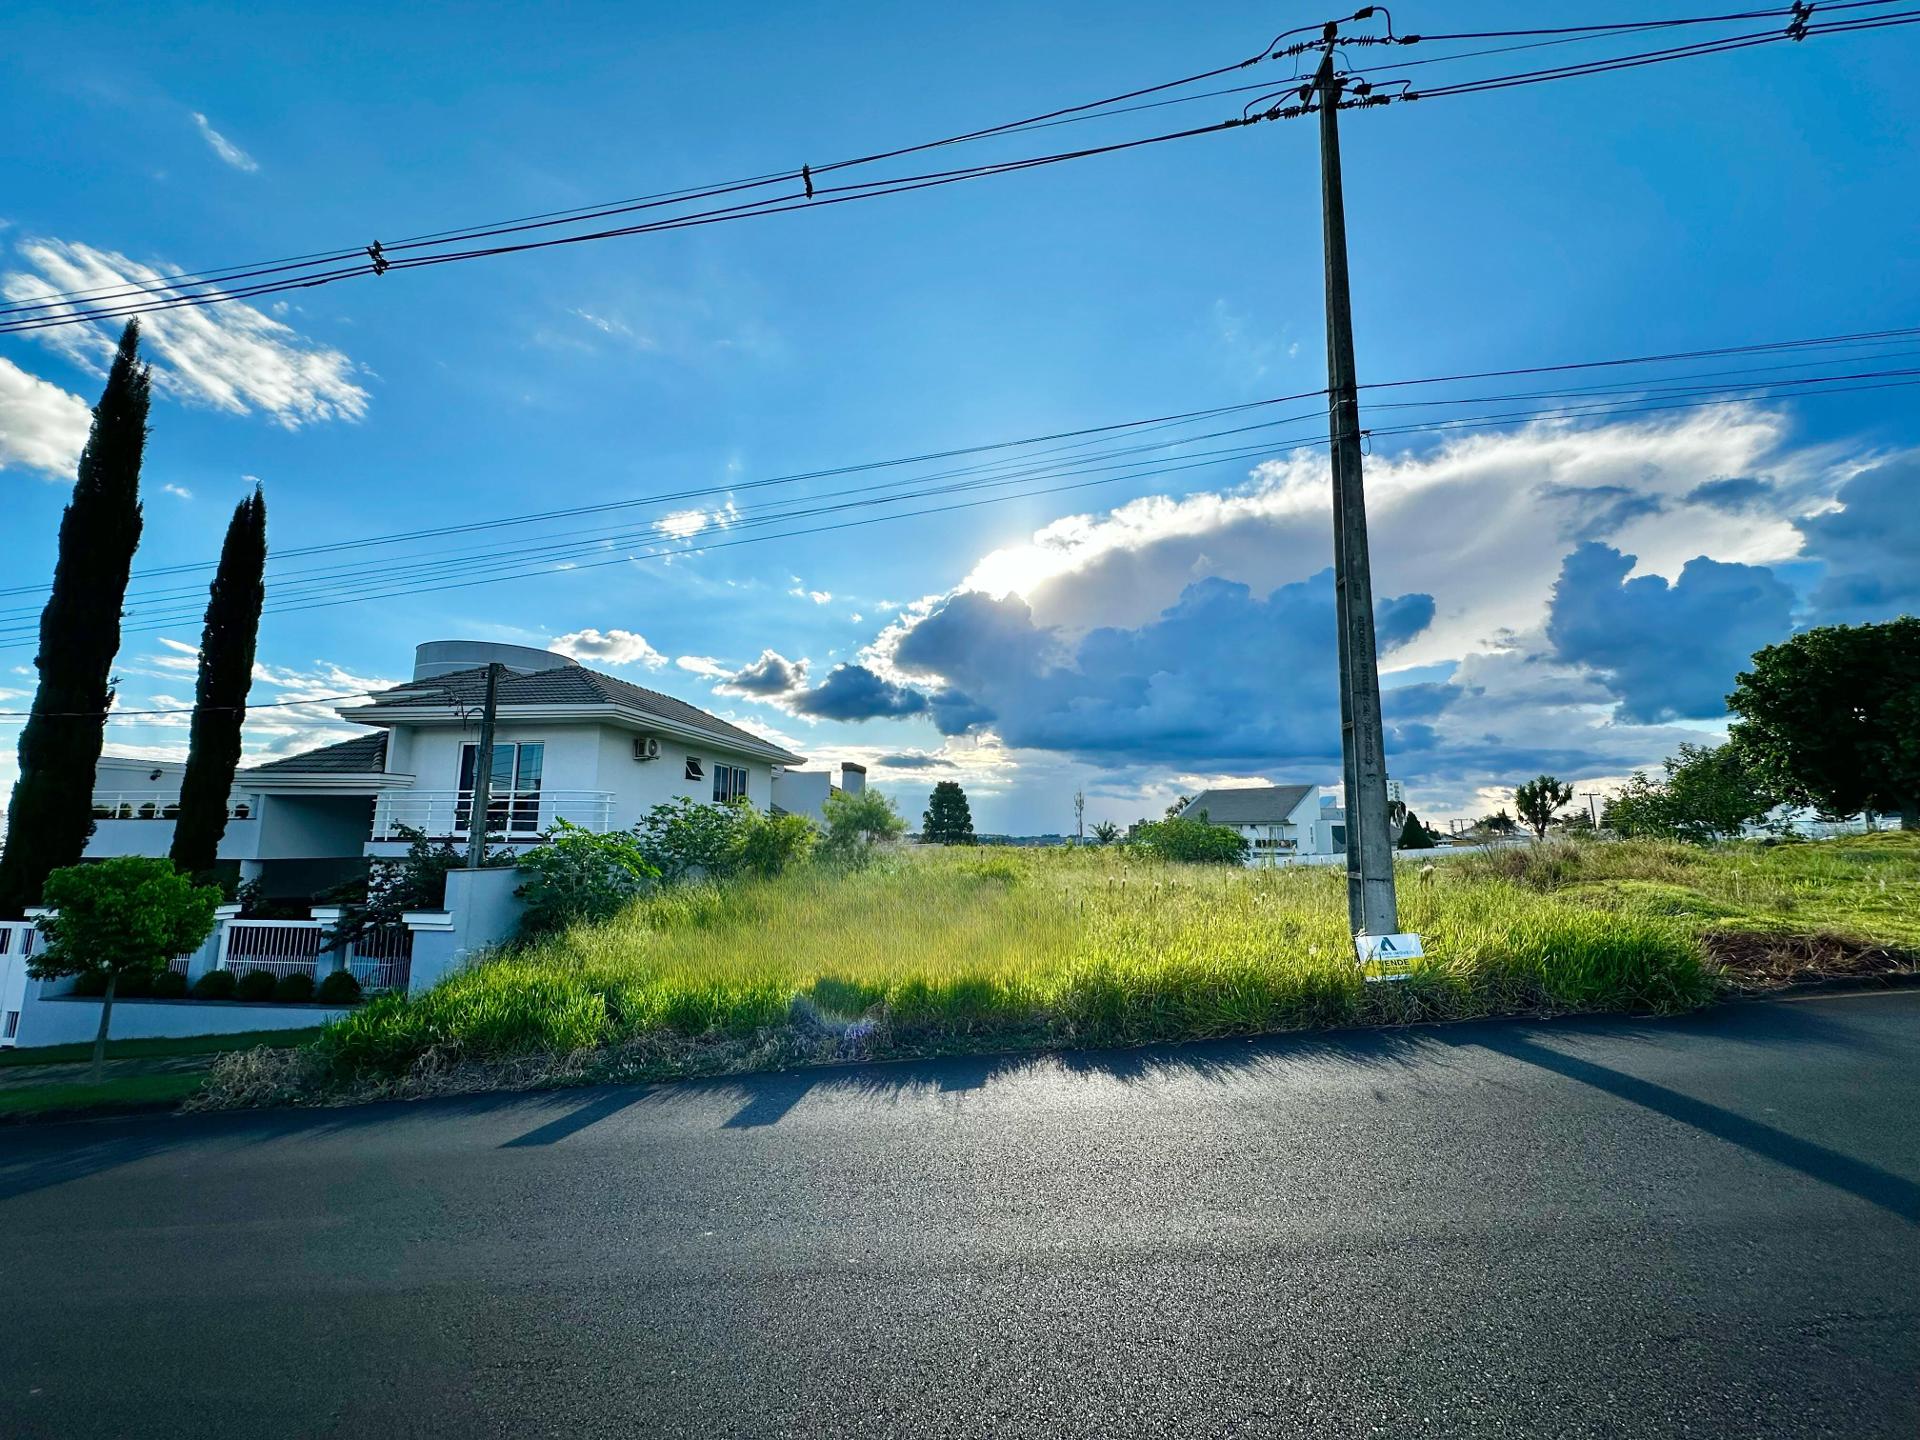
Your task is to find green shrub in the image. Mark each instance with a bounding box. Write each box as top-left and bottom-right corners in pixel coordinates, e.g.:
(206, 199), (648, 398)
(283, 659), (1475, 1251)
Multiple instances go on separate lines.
(633, 797), (749, 882)
(736, 809), (818, 877)
(70, 970), (109, 997)
(516, 820), (660, 936)
(152, 970), (189, 999)
(235, 970), (278, 1002)
(192, 969), (238, 1000)
(274, 972), (316, 1003)
(1130, 815), (1249, 865)
(316, 970), (364, 1005)
(116, 968), (155, 998)
(820, 788), (905, 867)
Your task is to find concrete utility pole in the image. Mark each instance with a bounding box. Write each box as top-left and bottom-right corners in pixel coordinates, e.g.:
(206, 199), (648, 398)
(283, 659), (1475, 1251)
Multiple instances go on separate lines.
(1314, 50), (1399, 939)
(465, 662), (504, 870)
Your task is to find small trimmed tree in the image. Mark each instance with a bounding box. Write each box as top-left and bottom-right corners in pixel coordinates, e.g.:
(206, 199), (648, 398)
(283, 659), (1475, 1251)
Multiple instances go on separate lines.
(922, 780), (976, 845)
(171, 485), (267, 881)
(33, 857), (220, 1081)
(1729, 619), (1920, 830)
(1514, 776), (1576, 839)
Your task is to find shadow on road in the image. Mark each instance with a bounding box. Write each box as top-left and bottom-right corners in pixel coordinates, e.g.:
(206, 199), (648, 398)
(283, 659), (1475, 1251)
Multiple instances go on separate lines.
(4, 993), (1907, 1212)
(1478, 1026), (1920, 1224)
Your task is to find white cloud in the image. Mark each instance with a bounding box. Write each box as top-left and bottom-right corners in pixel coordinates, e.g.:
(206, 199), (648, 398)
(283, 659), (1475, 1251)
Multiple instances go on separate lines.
(845, 406), (1889, 823)
(549, 627), (667, 669)
(190, 112), (259, 173)
(790, 587), (832, 605)
(162, 482), (192, 500)
(2, 238), (369, 428)
(0, 357), (90, 477)
(675, 655), (730, 678)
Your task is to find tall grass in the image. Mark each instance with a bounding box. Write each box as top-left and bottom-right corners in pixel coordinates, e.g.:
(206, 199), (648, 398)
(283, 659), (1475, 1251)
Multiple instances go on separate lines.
(315, 842), (1745, 1085)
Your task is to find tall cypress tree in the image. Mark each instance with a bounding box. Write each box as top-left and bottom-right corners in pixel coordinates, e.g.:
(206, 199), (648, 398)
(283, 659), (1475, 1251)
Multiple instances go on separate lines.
(0, 322), (150, 918)
(170, 485), (267, 880)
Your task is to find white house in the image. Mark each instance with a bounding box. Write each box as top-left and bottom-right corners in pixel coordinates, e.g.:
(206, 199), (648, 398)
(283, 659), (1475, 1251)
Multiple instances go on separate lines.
(1177, 785), (1347, 866)
(83, 639), (809, 901)
(769, 761), (866, 825)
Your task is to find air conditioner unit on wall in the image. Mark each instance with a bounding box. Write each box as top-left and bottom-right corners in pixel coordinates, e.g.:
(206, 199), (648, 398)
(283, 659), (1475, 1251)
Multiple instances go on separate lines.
(632, 735), (661, 762)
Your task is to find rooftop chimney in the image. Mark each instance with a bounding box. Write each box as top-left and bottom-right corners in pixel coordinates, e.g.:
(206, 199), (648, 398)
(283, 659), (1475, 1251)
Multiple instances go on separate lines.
(840, 762), (867, 796)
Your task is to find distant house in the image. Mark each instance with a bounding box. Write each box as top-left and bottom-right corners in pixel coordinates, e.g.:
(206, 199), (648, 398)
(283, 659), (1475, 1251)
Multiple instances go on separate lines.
(1177, 784), (1346, 866)
(82, 639), (807, 900)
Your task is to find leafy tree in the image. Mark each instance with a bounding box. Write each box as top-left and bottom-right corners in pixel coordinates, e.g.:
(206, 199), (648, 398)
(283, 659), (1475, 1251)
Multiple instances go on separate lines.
(515, 820), (659, 935)
(922, 780), (976, 845)
(33, 857), (220, 1081)
(0, 324), (150, 918)
(1163, 795), (1193, 820)
(171, 485), (267, 881)
(1090, 820), (1121, 845)
(1601, 744), (1779, 843)
(1513, 776), (1576, 839)
(1397, 808), (1439, 849)
(1729, 619), (1920, 830)
(821, 787), (905, 866)
(1131, 815), (1249, 865)
(1478, 809), (1518, 836)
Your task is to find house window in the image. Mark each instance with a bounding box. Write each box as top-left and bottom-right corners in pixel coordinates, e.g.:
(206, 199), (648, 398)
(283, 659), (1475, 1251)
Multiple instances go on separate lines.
(685, 757), (705, 783)
(457, 741), (545, 833)
(712, 765), (748, 803)
(3, 1011), (16, 1040)
(1331, 824), (1346, 848)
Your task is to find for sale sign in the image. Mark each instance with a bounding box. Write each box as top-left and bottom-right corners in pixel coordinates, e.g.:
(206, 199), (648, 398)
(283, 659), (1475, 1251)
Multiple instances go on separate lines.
(1354, 931), (1423, 982)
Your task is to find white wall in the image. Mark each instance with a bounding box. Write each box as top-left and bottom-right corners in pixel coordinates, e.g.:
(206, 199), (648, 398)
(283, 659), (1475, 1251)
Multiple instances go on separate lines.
(253, 794), (377, 860)
(770, 769), (831, 823)
(377, 719), (781, 833)
(593, 725), (775, 828)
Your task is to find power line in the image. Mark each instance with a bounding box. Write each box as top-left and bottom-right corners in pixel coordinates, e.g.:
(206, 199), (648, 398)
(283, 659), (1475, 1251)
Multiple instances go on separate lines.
(6, 366), (1906, 654)
(3, 321), (1913, 617)
(0, 44), (1287, 325)
(9, 6), (1908, 336)
(0, 691), (379, 719)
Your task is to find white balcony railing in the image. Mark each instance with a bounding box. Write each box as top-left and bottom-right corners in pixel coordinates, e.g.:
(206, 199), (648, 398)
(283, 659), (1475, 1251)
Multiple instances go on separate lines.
(370, 788), (614, 841)
(90, 793), (256, 821)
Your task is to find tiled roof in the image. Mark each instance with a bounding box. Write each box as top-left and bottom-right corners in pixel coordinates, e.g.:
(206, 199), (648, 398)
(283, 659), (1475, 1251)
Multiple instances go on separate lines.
(361, 664), (803, 762)
(244, 732), (389, 776)
(1179, 785), (1315, 826)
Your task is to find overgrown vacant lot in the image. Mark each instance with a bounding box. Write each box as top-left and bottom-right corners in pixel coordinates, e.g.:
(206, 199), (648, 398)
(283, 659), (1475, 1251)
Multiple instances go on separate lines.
(205, 833), (1919, 1107)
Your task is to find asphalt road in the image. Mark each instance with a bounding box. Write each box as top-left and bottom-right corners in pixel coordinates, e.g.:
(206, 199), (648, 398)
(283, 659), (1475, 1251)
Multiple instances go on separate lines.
(1, 992), (1915, 1439)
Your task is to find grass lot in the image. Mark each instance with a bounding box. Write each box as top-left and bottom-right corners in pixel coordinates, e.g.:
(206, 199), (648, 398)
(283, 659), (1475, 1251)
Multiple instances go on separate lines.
(0, 1030), (326, 1119)
(0, 1027), (327, 1068)
(195, 833), (1919, 1109)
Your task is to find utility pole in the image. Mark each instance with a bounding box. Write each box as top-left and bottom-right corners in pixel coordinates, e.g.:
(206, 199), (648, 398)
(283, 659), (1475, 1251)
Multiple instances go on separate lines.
(1314, 47), (1399, 940)
(1582, 792), (1603, 829)
(465, 662), (504, 870)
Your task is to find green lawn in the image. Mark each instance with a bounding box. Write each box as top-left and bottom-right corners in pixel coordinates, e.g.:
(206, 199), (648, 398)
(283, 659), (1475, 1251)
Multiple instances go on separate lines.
(0, 1027), (327, 1068)
(0, 1070), (212, 1118)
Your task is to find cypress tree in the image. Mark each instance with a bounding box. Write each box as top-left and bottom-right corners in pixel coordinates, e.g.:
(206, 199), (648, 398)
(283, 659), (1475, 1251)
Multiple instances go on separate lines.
(0, 323), (150, 918)
(170, 485), (268, 880)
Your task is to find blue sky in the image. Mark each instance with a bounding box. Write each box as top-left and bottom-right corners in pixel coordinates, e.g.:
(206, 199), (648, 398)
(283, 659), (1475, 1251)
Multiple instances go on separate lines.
(2, 1), (1916, 832)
